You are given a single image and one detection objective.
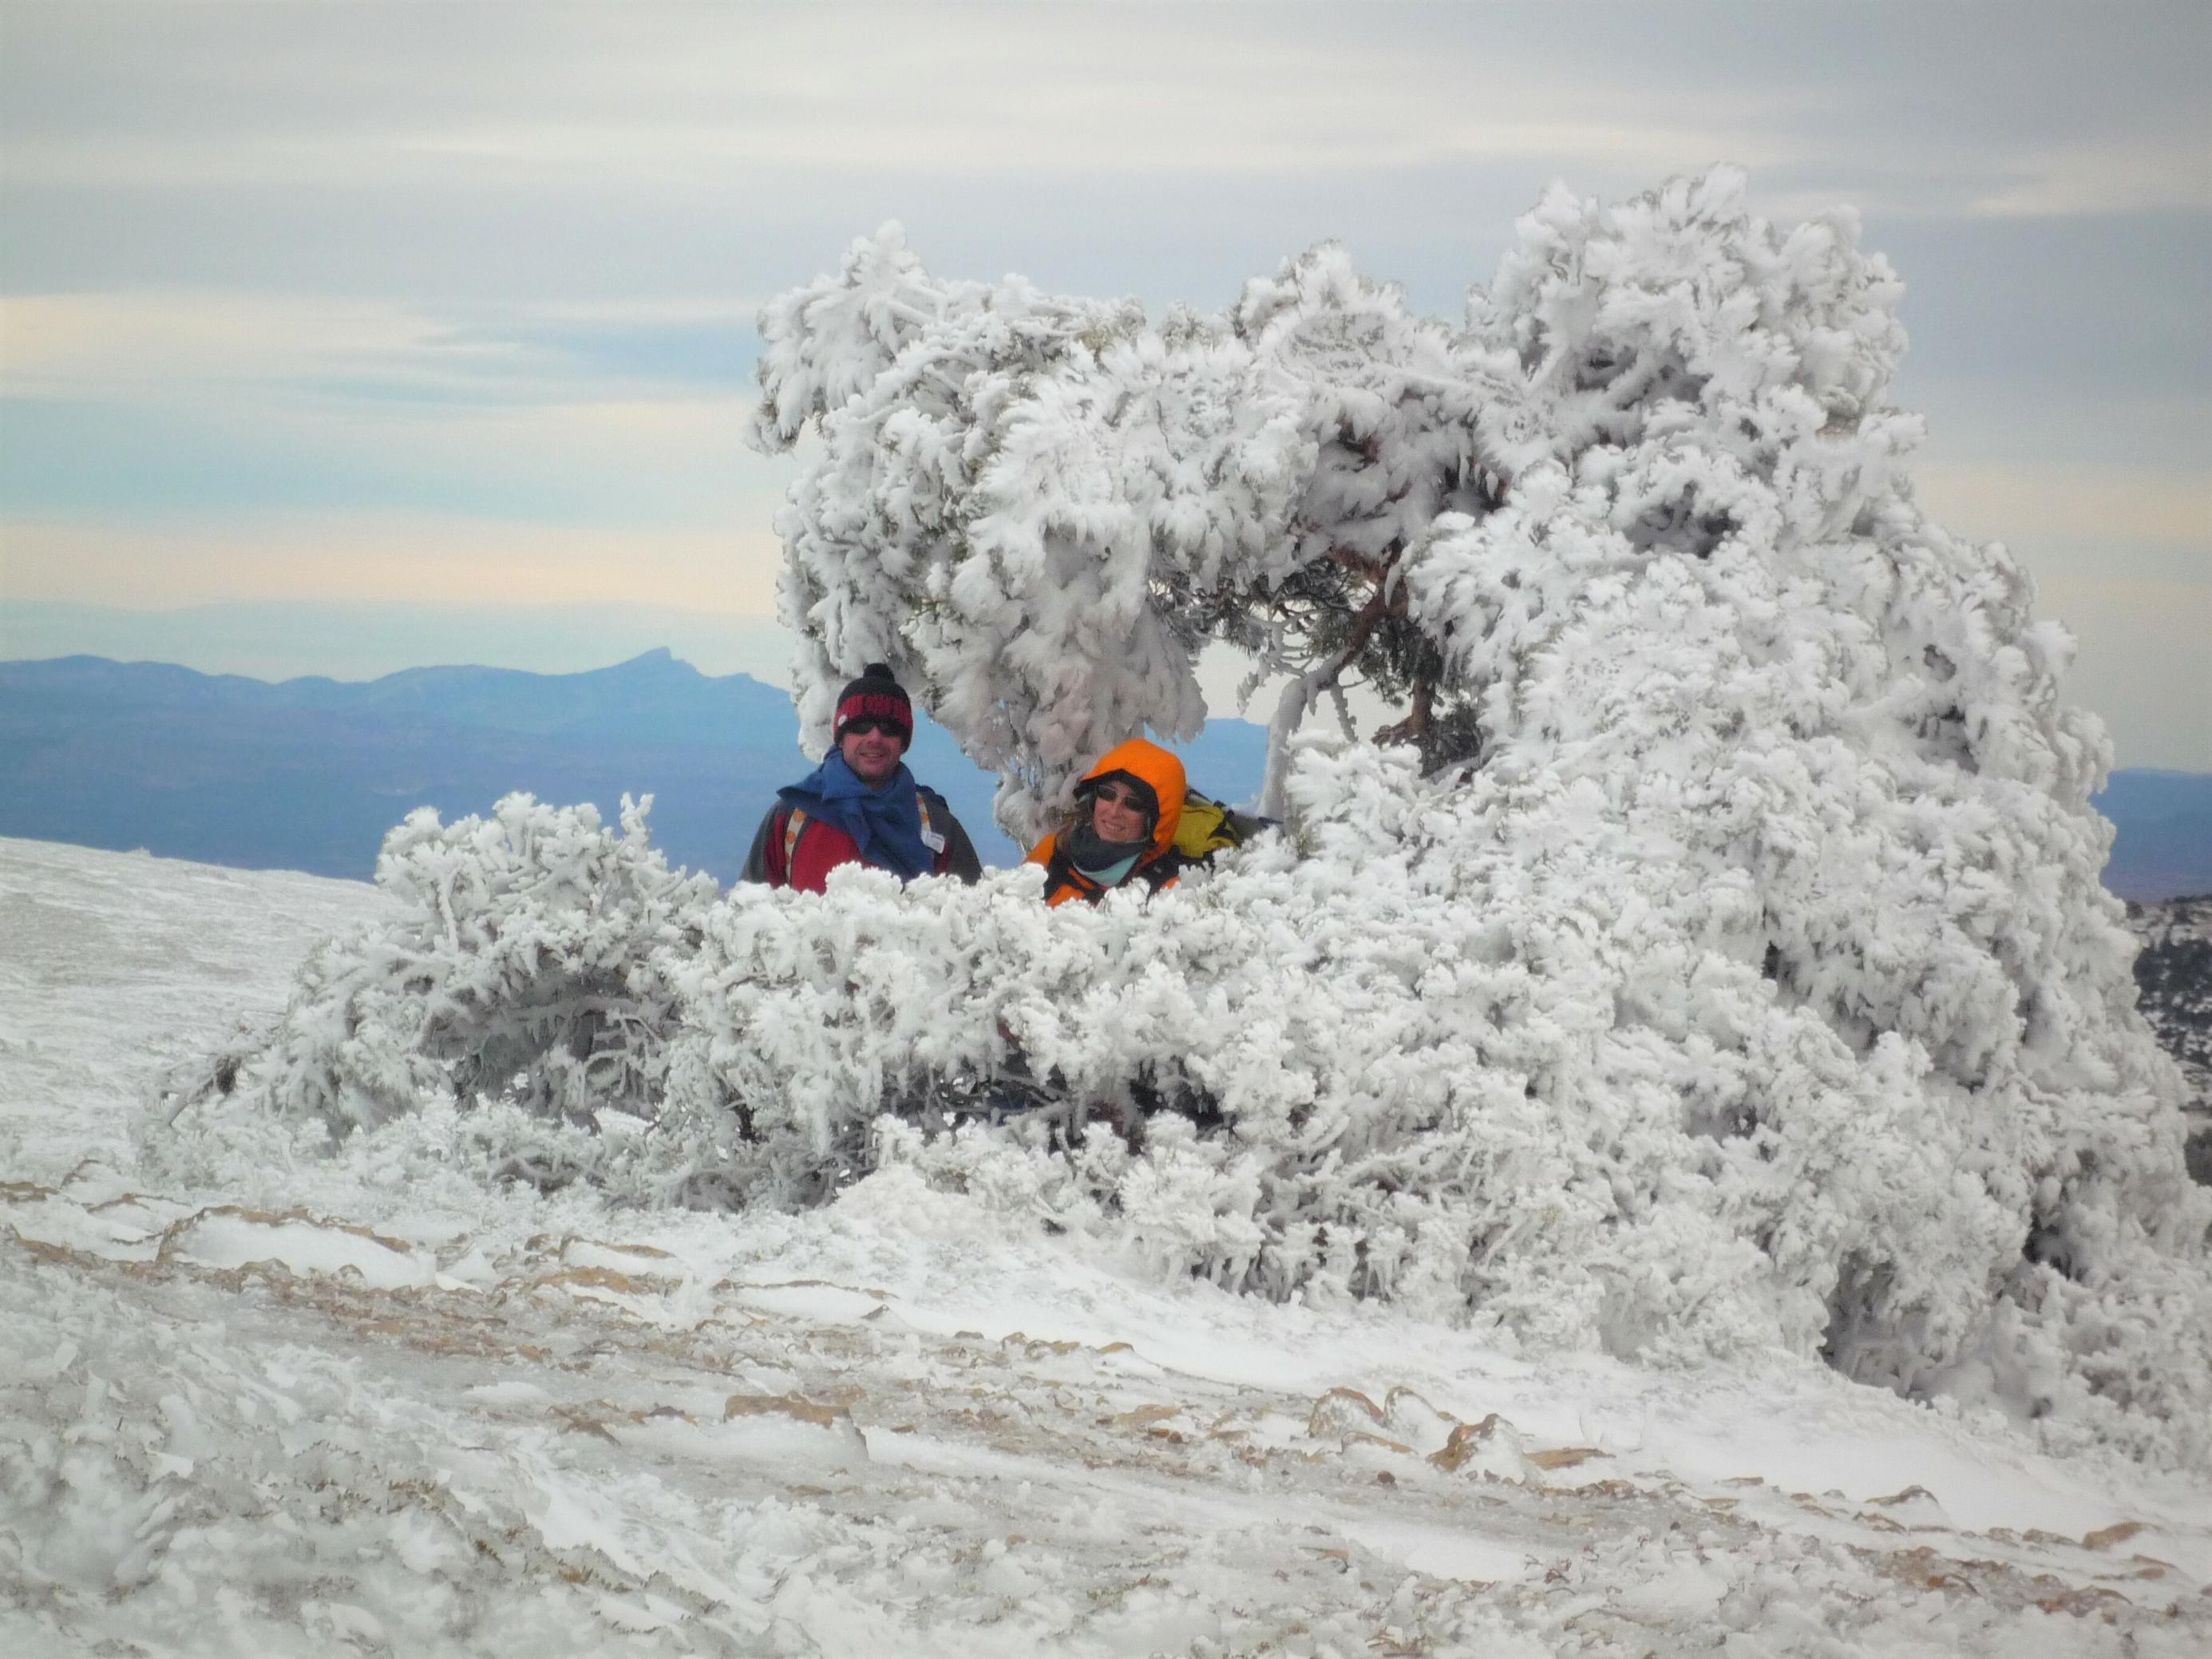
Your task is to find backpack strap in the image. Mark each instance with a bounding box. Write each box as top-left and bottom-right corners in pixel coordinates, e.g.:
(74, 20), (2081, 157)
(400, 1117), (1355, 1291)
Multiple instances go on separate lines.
(782, 805), (809, 876)
(1137, 849), (1191, 893)
(916, 789), (952, 872)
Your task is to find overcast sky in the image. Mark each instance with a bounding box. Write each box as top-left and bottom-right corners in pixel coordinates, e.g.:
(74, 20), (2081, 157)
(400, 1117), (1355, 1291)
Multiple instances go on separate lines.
(2, 2), (2206, 766)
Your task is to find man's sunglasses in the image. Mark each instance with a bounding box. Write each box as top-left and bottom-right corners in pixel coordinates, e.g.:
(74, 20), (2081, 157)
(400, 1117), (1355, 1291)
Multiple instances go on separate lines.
(841, 717), (906, 738)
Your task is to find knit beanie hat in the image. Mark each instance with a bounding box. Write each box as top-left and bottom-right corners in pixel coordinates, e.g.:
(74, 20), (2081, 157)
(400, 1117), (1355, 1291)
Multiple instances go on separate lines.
(833, 662), (914, 748)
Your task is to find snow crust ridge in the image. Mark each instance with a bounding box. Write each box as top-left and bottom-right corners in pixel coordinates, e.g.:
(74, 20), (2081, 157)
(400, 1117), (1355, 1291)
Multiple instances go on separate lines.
(5, 1154), (2209, 1656)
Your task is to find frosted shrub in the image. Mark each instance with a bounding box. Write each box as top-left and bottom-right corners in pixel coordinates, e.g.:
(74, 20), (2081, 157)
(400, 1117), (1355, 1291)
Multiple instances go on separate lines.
(149, 794), (717, 1150)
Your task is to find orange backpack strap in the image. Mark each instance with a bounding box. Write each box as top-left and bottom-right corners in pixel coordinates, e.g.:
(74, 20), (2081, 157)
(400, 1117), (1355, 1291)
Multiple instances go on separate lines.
(1043, 845), (1102, 905)
(782, 805), (809, 876)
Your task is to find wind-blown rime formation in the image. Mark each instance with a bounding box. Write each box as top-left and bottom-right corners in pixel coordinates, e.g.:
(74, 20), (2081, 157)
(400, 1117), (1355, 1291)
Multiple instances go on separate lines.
(151, 795), (716, 1146)
(748, 210), (1498, 831)
(660, 737), (2204, 1467)
(169, 172), (2209, 1470)
(1391, 177), (2200, 1431)
(732, 168), (2206, 1461)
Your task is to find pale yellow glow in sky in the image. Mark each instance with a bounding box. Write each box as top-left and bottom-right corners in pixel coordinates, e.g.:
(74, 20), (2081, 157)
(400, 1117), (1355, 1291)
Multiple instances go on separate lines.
(2, 515), (785, 615)
(1916, 465), (2211, 556)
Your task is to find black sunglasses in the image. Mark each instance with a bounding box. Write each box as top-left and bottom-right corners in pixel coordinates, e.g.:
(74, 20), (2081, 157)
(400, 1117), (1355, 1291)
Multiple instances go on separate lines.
(841, 716), (906, 738)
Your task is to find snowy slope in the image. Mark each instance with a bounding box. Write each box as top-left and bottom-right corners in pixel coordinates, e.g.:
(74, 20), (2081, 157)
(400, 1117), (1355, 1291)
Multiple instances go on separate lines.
(2, 837), (2207, 1657)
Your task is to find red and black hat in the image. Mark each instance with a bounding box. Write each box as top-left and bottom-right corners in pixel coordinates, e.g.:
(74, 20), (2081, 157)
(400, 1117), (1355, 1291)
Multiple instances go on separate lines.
(833, 662), (913, 747)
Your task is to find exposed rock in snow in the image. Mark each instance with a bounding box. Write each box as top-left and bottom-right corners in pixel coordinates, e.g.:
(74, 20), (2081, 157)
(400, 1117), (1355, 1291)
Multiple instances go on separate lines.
(2127, 893), (2212, 1182)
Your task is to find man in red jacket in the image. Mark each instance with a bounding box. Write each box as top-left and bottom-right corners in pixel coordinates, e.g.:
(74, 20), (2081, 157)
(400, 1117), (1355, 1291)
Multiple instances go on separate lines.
(740, 662), (982, 892)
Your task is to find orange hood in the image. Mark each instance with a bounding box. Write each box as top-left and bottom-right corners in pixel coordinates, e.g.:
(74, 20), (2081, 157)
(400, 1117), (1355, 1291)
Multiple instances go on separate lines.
(1078, 738), (1186, 860)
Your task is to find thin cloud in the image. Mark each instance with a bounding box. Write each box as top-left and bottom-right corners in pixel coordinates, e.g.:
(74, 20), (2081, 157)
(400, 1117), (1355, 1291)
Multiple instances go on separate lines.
(6, 5), (2198, 215)
(2, 2), (2202, 767)
(4, 292), (762, 407)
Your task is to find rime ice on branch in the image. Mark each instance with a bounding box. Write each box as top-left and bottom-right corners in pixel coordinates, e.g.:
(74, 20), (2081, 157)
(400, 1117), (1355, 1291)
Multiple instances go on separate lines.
(746, 207), (1491, 830)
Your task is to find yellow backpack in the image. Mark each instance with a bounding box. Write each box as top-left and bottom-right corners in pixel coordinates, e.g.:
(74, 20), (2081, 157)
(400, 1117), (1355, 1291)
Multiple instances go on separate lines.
(1172, 790), (1270, 861)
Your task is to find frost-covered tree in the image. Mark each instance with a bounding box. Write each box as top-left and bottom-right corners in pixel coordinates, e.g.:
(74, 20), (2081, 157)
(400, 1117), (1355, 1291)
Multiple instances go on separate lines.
(749, 216), (1508, 826)
(730, 170), (2208, 1465)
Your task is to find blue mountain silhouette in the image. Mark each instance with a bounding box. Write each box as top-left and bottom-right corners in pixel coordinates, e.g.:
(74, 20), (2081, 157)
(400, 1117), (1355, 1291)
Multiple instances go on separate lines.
(2, 651), (2196, 895)
(0, 651), (1272, 881)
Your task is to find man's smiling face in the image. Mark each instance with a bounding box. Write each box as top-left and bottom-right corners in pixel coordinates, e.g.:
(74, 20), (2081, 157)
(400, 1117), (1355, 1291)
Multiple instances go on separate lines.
(838, 719), (904, 785)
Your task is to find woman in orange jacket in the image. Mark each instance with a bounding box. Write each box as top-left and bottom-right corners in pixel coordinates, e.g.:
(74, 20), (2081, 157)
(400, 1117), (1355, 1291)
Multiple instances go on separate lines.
(1027, 738), (1203, 907)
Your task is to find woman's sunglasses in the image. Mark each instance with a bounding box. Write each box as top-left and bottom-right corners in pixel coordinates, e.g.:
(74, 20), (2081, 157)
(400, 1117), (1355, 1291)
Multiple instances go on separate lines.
(1090, 783), (1149, 811)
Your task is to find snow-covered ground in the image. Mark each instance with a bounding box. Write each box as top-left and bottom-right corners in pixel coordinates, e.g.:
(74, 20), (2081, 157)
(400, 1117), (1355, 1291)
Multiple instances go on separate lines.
(3, 836), (2207, 1657)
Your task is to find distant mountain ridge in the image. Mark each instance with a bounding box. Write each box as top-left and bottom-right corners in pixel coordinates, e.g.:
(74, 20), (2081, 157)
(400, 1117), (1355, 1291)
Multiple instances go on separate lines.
(2095, 770), (2212, 901)
(0, 651), (2199, 896)
(4, 647), (793, 735)
(0, 651), (1268, 881)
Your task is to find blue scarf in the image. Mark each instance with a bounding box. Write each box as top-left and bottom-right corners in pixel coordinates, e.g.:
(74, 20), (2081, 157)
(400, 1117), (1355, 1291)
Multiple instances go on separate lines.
(778, 750), (936, 881)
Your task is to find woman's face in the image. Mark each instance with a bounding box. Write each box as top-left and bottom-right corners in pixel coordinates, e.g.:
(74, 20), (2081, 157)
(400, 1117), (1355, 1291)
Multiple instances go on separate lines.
(1089, 780), (1149, 845)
